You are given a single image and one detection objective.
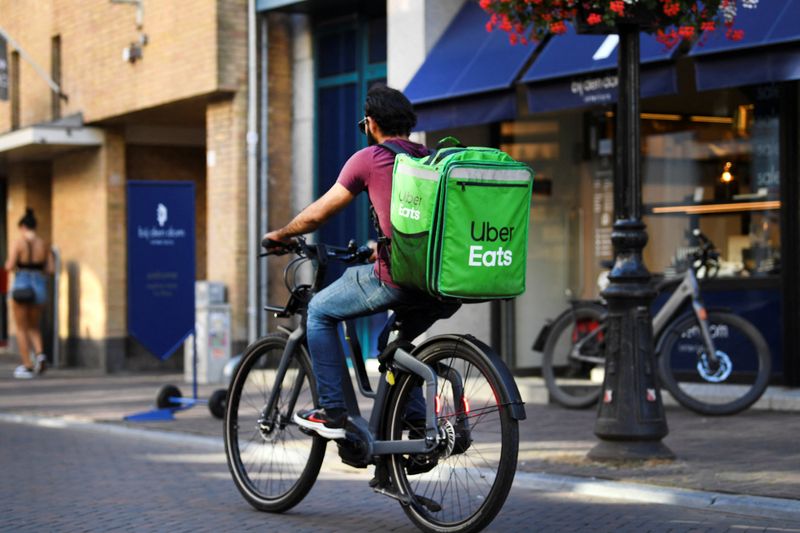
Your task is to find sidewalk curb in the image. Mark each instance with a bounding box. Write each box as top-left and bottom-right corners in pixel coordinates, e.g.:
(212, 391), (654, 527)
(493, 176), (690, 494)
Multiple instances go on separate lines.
(3, 411), (799, 522)
(513, 471), (800, 522)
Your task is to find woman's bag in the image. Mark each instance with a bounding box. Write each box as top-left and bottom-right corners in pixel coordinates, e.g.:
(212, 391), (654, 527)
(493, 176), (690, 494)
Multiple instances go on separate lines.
(12, 286), (35, 303)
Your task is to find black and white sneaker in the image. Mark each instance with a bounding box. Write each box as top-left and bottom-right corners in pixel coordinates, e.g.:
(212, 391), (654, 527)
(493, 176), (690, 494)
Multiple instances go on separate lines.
(293, 408), (347, 440)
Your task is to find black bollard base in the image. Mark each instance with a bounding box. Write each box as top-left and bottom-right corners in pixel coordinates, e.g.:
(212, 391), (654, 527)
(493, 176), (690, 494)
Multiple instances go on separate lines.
(587, 439), (675, 463)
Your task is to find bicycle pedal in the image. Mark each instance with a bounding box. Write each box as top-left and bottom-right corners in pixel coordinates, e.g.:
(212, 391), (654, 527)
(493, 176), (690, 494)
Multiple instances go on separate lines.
(298, 426), (315, 437)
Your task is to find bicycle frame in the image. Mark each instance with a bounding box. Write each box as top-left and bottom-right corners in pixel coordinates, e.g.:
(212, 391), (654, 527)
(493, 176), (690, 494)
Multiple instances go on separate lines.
(652, 268), (718, 362)
(564, 267), (718, 363)
(259, 311), (445, 458)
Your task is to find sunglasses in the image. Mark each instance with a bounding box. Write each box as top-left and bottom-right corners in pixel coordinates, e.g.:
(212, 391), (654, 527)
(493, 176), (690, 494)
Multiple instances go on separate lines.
(358, 116), (368, 134)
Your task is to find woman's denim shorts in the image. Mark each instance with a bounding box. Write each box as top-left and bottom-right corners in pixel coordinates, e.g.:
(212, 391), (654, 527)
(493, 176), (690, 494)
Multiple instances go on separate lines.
(12, 270), (48, 305)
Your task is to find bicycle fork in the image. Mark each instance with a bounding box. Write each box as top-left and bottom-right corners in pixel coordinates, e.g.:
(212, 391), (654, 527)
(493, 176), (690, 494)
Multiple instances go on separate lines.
(691, 297), (718, 363)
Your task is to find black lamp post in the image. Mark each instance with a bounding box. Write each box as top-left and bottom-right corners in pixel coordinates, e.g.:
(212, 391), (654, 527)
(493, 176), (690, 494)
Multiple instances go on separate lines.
(587, 24), (674, 461)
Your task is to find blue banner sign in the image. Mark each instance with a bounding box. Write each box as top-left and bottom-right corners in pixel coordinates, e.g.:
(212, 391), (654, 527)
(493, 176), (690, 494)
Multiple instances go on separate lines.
(127, 181), (195, 360)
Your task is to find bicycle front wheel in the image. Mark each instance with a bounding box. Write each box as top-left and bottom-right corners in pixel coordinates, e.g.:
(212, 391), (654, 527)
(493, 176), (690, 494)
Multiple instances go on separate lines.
(386, 339), (519, 533)
(658, 311), (771, 416)
(224, 333), (326, 512)
(541, 303), (606, 409)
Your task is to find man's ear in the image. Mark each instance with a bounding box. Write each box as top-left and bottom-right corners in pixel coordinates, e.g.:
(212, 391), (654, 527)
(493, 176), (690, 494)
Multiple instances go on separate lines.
(367, 117), (381, 137)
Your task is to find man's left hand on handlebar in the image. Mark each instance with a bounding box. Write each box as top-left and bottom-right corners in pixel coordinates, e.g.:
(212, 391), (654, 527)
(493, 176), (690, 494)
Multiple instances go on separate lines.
(261, 231), (295, 254)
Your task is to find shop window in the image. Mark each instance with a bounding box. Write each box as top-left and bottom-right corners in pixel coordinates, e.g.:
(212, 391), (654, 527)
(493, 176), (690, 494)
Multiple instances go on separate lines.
(639, 84), (781, 279)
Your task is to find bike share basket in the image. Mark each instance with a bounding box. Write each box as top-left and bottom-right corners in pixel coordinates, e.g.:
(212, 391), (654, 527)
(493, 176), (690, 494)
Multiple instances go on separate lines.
(389, 138), (534, 300)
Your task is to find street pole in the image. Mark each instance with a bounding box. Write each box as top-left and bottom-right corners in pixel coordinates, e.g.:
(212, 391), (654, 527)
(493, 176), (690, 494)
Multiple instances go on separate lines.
(587, 24), (674, 462)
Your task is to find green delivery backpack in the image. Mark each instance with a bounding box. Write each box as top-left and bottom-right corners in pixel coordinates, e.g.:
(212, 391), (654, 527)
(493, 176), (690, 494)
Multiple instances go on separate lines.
(381, 137), (534, 301)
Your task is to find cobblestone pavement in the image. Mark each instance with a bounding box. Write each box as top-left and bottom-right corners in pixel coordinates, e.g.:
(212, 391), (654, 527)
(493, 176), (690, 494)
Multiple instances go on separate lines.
(2, 353), (799, 502)
(2, 420), (800, 533)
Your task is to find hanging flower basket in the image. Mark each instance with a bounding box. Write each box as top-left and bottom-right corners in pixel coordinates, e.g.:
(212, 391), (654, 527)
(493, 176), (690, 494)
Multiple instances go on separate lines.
(573, 1), (668, 35)
(481, 0), (759, 48)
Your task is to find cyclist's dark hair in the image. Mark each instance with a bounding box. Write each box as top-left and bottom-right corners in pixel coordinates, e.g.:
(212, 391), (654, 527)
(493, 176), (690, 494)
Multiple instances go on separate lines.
(18, 208), (37, 230)
(364, 85), (417, 137)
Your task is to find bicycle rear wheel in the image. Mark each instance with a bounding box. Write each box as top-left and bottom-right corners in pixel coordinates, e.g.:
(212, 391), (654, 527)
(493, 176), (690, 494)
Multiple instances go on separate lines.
(385, 339), (518, 533)
(224, 333), (326, 512)
(541, 303), (606, 408)
(658, 311), (771, 416)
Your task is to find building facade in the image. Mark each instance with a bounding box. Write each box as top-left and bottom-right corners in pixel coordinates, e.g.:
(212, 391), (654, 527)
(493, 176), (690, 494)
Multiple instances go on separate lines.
(257, 0), (800, 387)
(0, 0), (252, 371)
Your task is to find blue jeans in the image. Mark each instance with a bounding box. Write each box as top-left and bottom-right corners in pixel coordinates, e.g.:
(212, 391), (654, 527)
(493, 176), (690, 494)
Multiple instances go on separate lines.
(306, 264), (459, 413)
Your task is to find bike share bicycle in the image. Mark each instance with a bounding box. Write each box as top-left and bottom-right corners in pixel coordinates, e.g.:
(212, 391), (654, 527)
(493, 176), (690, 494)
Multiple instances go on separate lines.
(535, 229), (772, 416)
(224, 237), (525, 533)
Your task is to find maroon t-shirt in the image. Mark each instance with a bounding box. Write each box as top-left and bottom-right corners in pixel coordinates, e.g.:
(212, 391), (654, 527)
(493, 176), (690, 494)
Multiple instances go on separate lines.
(336, 139), (430, 287)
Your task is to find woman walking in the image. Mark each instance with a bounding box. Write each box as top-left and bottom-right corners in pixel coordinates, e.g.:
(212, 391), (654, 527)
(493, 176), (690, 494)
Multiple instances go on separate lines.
(6, 208), (53, 379)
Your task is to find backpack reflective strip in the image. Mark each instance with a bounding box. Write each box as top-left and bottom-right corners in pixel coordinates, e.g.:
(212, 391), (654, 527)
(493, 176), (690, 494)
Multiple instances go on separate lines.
(395, 162), (439, 182)
(449, 167), (532, 183)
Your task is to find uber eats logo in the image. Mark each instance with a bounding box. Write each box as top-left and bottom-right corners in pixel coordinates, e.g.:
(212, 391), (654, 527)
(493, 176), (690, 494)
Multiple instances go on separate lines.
(397, 190), (422, 220)
(468, 221), (514, 267)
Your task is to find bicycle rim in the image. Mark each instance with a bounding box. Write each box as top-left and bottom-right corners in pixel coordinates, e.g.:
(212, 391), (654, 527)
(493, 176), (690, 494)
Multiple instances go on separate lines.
(542, 305), (605, 409)
(658, 312), (772, 416)
(387, 340), (518, 533)
(224, 334), (326, 511)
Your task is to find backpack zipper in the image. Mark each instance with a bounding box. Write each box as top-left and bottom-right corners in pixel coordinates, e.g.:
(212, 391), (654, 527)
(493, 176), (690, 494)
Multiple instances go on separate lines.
(456, 181), (529, 192)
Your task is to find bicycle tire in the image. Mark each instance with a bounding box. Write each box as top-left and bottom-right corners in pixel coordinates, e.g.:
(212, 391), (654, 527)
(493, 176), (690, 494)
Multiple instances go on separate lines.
(224, 333), (326, 512)
(658, 311), (771, 416)
(541, 303), (606, 409)
(385, 339), (519, 533)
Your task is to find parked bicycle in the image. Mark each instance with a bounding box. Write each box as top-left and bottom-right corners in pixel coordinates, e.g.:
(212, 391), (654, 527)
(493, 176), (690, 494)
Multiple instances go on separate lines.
(535, 229), (772, 416)
(224, 237), (525, 533)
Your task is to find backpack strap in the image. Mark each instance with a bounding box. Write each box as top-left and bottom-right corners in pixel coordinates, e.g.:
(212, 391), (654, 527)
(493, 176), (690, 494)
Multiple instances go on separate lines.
(372, 142), (412, 241)
(370, 142), (414, 280)
(377, 141), (409, 157)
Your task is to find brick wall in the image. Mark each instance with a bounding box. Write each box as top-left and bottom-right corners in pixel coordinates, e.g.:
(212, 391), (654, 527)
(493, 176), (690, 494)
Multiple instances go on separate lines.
(205, 0), (249, 347)
(0, 0), (250, 366)
(0, 0), (221, 131)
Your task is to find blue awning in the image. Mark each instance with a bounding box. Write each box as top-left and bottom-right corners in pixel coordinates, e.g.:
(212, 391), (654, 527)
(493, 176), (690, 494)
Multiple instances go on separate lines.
(690, 0), (800, 91)
(521, 26), (678, 113)
(405, 2), (539, 131)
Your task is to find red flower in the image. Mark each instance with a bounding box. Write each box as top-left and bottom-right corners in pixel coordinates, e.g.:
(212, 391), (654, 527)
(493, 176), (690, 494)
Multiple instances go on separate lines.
(587, 13), (602, 25)
(656, 28), (680, 49)
(479, 0), (492, 10)
(550, 21), (567, 34)
(678, 25), (695, 38)
(726, 28), (745, 41)
(663, 2), (680, 16)
(609, 1), (625, 15)
(701, 21), (716, 32)
(509, 32), (519, 45)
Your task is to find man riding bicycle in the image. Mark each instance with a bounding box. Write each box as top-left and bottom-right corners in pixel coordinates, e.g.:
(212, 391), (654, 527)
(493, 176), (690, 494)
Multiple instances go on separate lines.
(263, 85), (460, 439)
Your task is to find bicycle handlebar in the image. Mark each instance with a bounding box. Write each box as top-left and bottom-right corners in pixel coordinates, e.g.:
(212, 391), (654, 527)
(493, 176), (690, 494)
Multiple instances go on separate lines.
(261, 235), (373, 265)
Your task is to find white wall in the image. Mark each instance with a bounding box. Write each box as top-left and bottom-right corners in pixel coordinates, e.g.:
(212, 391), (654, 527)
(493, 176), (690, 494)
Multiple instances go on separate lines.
(387, 0), (465, 91)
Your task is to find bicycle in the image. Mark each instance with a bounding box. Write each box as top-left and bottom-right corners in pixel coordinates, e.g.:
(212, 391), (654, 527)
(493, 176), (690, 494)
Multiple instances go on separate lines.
(224, 237), (526, 533)
(535, 229), (772, 416)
